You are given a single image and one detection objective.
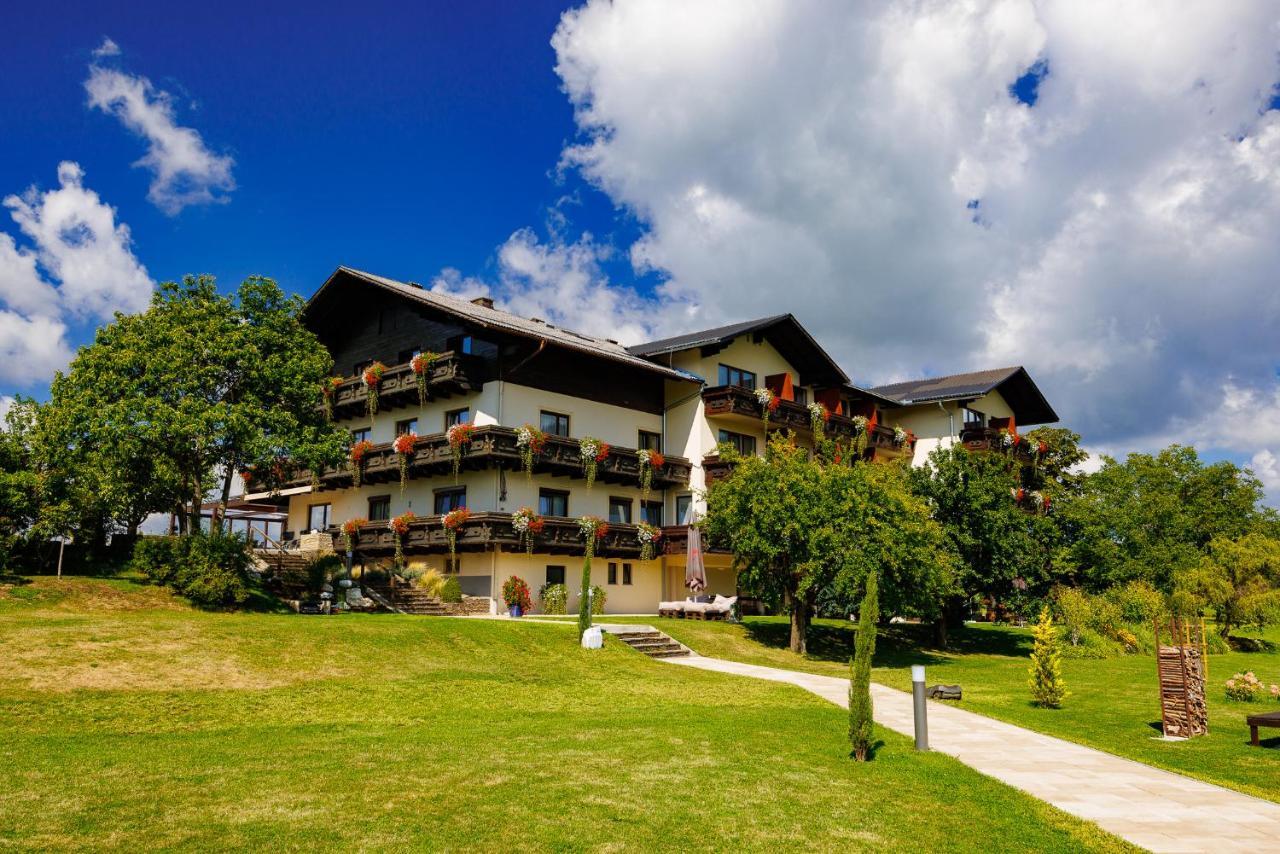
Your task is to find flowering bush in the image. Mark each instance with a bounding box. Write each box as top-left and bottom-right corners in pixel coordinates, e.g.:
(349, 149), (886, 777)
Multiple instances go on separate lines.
(850, 415), (868, 434)
(350, 439), (376, 487)
(409, 351), (439, 405)
(578, 515), (609, 560)
(808, 402), (829, 442)
(393, 432), (418, 492)
(389, 511), (415, 566)
(340, 517), (366, 553)
(1225, 671), (1277, 702)
(516, 423), (548, 481)
(754, 387), (779, 432)
(502, 575), (533, 613)
(892, 426), (908, 446)
(511, 506), (544, 554)
(446, 421), (475, 482)
(589, 584), (607, 615)
(539, 582), (568, 614)
(637, 448), (665, 497)
(362, 361), (387, 417)
(442, 506), (471, 562)
(636, 521), (663, 561)
(579, 437), (611, 490)
(321, 376), (344, 419)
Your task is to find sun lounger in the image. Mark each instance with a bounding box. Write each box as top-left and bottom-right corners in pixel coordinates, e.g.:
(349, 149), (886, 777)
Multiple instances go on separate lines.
(658, 601), (687, 618)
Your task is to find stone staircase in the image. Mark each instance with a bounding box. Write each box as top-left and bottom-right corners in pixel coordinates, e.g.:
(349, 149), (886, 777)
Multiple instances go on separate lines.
(364, 584), (449, 615)
(606, 626), (691, 659)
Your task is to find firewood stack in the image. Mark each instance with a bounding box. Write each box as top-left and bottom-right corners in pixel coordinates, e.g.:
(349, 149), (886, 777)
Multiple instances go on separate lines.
(1155, 618), (1209, 738)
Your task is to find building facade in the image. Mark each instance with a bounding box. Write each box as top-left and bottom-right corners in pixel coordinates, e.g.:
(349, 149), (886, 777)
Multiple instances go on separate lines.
(248, 267), (1057, 614)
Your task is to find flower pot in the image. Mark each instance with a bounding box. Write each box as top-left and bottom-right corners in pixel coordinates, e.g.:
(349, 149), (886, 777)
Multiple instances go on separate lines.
(509, 604), (523, 618)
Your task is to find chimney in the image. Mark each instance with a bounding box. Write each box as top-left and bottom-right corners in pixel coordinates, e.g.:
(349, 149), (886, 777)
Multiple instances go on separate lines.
(471, 296), (495, 309)
(405, 281), (423, 289)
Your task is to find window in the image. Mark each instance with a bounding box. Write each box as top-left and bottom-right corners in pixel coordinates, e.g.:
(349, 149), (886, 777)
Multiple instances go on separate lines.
(608, 562), (618, 585)
(640, 500), (663, 526)
(539, 489), (569, 517)
(353, 359), (372, 377)
(540, 410), (570, 437)
(445, 408), (469, 429)
(608, 497), (632, 524)
(793, 387), (808, 406)
(434, 487), (466, 515)
(622, 562), (633, 585)
(963, 407), (985, 425)
(545, 565), (565, 586)
(368, 495), (391, 522)
(307, 503), (331, 532)
(351, 426), (371, 443)
(675, 494), (693, 525)
(397, 347), (421, 364)
(718, 429), (757, 456)
(638, 430), (662, 452)
(443, 557), (460, 575)
(448, 334), (473, 355)
(395, 417), (418, 436)
(718, 364), (756, 389)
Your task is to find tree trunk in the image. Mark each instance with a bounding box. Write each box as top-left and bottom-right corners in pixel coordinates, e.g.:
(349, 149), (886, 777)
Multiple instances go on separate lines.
(190, 475), (204, 536)
(786, 588), (811, 655)
(933, 617), (948, 649)
(214, 465), (236, 536)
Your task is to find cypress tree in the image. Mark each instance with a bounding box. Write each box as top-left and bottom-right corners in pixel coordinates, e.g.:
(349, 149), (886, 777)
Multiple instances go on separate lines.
(849, 570), (879, 761)
(578, 558), (593, 637)
(1028, 606), (1068, 708)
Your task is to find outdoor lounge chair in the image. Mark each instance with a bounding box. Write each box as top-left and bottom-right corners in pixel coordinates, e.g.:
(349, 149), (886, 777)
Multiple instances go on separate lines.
(658, 601), (687, 618)
(703, 595), (737, 621)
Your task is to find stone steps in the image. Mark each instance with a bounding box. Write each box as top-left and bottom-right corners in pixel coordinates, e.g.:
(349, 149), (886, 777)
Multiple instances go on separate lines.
(365, 584), (449, 615)
(610, 628), (691, 658)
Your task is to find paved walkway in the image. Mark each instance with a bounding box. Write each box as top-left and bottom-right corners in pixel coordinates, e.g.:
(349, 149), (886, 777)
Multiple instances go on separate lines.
(665, 655), (1280, 853)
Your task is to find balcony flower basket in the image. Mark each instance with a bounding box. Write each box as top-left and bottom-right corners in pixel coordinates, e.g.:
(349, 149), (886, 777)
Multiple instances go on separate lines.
(442, 506), (471, 562)
(389, 511), (415, 566)
(409, 351), (439, 406)
(512, 506), (544, 555)
(393, 432), (418, 492)
(637, 448), (665, 498)
(446, 422), (475, 482)
(362, 361), (387, 418)
(579, 437), (611, 490)
(502, 575), (533, 618)
(636, 521), (662, 561)
(892, 426), (909, 447)
(516, 423), (548, 481)
(578, 515), (609, 560)
(850, 414), (868, 435)
(340, 517), (366, 553)
(808, 402), (830, 443)
(350, 439), (375, 487)
(321, 376), (343, 420)
(755, 387), (779, 432)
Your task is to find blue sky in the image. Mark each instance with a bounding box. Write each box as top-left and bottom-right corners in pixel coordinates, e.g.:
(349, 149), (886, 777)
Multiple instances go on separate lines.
(3, 2), (1280, 499)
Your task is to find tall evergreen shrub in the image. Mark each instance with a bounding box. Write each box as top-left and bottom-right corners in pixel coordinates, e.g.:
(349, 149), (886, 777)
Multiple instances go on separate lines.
(849, 571), (879, 761)
(1029, 606), (1069, 708)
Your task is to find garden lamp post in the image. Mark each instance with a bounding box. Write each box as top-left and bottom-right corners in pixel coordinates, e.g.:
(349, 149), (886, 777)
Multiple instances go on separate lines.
(912, 665), (929, 751)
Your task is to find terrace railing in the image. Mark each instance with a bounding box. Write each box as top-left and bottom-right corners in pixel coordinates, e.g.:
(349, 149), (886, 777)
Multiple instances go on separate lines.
(340, 512), (650, 558)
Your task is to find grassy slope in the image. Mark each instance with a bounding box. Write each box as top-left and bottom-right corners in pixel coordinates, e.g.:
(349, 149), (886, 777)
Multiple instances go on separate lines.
(0, 578), (1129, 853)
(610, 614), (1280, 803)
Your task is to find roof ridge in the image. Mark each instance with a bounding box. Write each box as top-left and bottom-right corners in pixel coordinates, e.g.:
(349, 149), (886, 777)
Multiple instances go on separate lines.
(871, 365), (1021, 391)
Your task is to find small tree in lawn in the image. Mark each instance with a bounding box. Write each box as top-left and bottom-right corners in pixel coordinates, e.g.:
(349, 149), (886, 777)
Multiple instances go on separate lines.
(577, 516), (606, 637)
(1028, 606), (1068, 708)
(849, 570), (879, 761)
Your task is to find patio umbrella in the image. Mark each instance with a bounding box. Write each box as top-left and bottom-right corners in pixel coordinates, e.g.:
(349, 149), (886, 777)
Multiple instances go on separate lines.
(684, 516), (706, 594)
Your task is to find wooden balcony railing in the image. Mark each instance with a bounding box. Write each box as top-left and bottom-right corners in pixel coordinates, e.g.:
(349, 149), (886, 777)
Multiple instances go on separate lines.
(700, 385), (916, 458)
(959, 426), (1042, 465)
(287, 425), (692, 491)
(660, 525), (731, 556)
(338, 512), (650, 558)
(325, 351), (478, 420)
(701, 454), (737, 486)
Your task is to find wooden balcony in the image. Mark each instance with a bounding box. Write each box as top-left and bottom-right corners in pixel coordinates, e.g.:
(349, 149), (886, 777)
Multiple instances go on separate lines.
(959, 426), (1041, 465)
(660, 525), (731, 556)
(288, 425), (692, 491)
(339, 512), (650, 558)
(702, 454), (737, 486)
(701, 385), (916, 459)
(326, 351), (478, 420)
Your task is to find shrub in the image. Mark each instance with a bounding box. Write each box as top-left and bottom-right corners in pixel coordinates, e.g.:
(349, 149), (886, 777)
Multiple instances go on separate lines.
(416, 568), (446, 598)
(540, 583), (568, 614)
(848, 571), (878, 761)
(1028, 606), (1068, 708)
(1224, 671), (1277, 702)
(129, 536), (183, 586)
(502, 575), (533, 612)
(439, 576), (462, 603)
(174, 534), (252, 608)
(1108, 581), (1165, 625)
(589, 584), (607, 615)
(1053, 586), (1091, 646)
(305, 554), (345, 592)
(395, 564), (424, 585)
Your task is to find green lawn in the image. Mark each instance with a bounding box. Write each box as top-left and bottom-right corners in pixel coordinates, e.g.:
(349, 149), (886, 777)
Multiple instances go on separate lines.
(0, 577), (1129, 852)
(601, 614), (1280, 803)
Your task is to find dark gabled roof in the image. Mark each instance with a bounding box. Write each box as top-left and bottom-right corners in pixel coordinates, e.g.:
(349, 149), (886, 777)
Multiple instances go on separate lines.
(629, 314), (849, 388)
(871, 366), (1059, 425)
(306, 267), (698, 383)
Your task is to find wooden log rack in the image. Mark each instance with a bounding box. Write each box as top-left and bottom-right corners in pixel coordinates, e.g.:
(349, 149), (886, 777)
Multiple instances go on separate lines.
(1154, 617), (1209, 738)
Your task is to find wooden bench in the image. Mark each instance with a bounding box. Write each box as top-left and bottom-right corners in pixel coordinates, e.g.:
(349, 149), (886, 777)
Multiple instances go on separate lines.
(1247, 710), (1280, 746)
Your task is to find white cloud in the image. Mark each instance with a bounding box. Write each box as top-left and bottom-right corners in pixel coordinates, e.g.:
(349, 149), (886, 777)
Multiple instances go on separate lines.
(1251, 449), (1280, 496)
(91, 37), (121, 59)
(543, 0), (1280, 499)
(0, 162), (152, 389)
(0, 396), (12, 422)
(85, 63), (234, 215)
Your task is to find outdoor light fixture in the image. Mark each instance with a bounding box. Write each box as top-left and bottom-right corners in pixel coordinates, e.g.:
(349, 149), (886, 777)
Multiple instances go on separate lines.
(912, 665), (929, 751)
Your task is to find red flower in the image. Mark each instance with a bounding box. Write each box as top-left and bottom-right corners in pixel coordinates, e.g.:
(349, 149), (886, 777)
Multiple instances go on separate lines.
(322, 376), (344, 397)
(350, 439), (375, 465)
(362, 361), (387, 387)
(1038, 440), (1049, 455)
(443, 507), (472, 530)
(389, 511), (415, 536)
(393, 432), (418, 455)
(342, 518), (366, 536)
(594, 442), (611, 462)
(648, 450), (665, 469)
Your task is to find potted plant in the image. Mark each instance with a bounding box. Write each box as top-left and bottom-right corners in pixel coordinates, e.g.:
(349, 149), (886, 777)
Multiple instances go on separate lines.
(755, 387), (779, 432)
(516, 423), (548, 481)
(350, 439), (375, 487)
(393, 431), (417, 491)
(579, 437), (611, 490)
(502, 575), (533, 618)
(442, 506), (471, 562)
(636, 448), (665, 498)
(362, 361), (387, 418)
(410, 351), (438, 405)
(446, 421), (475, 482)
(511, 506), (544, 554)
(321, 376), (344, 420)
(388, 511), (415, 567)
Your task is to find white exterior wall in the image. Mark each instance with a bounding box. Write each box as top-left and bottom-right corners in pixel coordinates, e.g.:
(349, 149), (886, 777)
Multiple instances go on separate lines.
(893, 390), (1016, 466)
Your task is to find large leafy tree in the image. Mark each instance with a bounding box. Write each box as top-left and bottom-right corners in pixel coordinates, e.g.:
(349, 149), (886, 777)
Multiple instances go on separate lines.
(1178, 533), (1280, 637)
(706, 434), (952, 654)
(908, 445), (1057, 643)
(0, 401), (41, 569)
(45, 275), (346, 535)
(1059, 445), (1268, 592)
